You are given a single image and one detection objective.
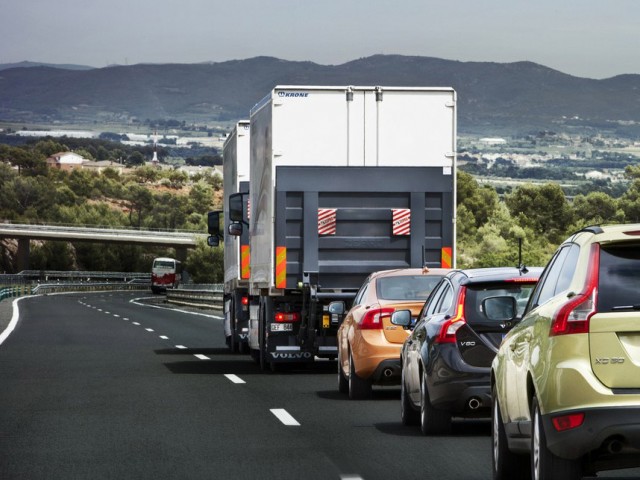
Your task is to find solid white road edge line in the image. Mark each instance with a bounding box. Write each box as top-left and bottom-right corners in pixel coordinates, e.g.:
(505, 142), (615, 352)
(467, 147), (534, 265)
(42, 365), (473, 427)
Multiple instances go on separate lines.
(270, 409), (300, 426)
(130, 298), (223, 320)
(0, 297), (24, 346)
(224, 374), (246, 384)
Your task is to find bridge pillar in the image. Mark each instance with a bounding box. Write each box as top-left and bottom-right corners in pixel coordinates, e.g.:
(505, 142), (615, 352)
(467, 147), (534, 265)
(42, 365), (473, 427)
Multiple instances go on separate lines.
(17, 238), (30, 272)
(175, 247), (188, 264)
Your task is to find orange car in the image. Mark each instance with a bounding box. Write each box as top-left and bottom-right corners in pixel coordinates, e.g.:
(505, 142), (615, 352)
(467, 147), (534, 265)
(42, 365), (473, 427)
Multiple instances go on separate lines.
(332, 268), (449, 399)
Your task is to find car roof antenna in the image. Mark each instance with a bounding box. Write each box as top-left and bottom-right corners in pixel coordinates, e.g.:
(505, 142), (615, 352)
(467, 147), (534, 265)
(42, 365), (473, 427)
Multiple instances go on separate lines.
(517, 238), (529, 274)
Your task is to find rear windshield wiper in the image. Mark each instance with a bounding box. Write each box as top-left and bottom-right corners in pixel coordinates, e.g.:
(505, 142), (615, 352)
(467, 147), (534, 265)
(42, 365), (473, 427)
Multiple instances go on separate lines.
(611, 305), (640, 311)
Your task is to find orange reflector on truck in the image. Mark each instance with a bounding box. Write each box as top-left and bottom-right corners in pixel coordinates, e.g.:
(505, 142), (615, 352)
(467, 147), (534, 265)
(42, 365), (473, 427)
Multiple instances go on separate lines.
(241, 245), (250, 279)
(275, 246), (287, 289)
(441, 247), (452, 268)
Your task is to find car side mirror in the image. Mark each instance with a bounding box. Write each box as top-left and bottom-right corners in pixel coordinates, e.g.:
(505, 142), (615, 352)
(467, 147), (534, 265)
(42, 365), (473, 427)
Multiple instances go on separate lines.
(391, 309), (412, 328)
(328, 301), (345, 315)
(482, 296), (518, 322)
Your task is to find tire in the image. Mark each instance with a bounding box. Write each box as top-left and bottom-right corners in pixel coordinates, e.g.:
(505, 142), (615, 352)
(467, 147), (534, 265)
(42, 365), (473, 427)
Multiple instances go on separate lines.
(338, 351), (348, 394)
(229, 302), (238, 354)
(401, 366), (419, 426)
(420, 370), (451, 435)
(492, 386), (529, 480)
(531, 397), (582, 480)
(348, 352), (372, 400)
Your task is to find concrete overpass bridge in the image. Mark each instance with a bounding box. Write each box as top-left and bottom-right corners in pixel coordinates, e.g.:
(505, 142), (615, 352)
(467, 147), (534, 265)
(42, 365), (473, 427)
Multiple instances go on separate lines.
(0, 223), (208, 271)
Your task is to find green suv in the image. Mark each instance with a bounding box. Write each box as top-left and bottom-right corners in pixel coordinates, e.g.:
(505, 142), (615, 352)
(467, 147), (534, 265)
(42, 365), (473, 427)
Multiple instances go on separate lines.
(491, 225), (640, 480)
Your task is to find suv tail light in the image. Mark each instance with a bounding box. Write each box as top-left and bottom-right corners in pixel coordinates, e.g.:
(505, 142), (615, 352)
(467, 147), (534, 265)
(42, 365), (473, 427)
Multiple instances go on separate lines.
(435, 288), (467, 344)
(360, 307), (395, 330)
(550, 244), (599, 336)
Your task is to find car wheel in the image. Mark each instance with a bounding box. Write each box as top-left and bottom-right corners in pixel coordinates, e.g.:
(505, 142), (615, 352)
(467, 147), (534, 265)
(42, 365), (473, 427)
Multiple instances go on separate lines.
(338, 351), (348, 394)
(348, 352), (372, 400)
(531, 396), (582, 480)
(401, 366), (419, 426)
(492, 386), (529, 480)
(420, 370), (451, 435)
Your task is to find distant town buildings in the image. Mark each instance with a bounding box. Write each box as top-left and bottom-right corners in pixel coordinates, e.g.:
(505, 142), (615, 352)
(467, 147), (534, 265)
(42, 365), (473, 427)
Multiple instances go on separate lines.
(45, 152), (85, 171)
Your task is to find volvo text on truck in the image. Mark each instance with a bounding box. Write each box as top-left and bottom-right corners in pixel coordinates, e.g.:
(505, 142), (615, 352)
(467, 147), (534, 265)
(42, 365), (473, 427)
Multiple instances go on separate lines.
(227, 86), (457, 371)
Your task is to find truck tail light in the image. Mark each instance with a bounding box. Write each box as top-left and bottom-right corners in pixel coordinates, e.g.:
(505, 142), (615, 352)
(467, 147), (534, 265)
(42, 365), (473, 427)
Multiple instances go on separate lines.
(241, 296), (249, 306)
(274, 312), (301, 323)
(359, 307), (395, 330)
(550, 244), (599, 336)
(435, 288), (467, 344)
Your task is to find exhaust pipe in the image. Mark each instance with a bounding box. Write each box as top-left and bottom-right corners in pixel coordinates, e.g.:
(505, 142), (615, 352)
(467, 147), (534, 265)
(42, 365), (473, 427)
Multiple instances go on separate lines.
(383, 368), (394, 378)
(468, 397), (481, 410)
(606, 439), (623, 454)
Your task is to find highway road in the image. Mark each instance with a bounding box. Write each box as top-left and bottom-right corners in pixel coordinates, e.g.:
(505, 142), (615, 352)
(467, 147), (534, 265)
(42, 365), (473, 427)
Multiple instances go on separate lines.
(1, 292), (639, 480)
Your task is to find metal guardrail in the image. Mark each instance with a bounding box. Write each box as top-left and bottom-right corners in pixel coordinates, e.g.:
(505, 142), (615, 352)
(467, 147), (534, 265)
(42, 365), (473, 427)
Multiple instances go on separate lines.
(0, 278), (223, 309)
(165, 284), (223, 309)
(0, 285), (32, 302)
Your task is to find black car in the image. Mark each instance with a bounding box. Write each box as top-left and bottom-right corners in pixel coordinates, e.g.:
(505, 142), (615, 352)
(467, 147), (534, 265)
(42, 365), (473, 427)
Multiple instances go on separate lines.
(394, 266), (541, 435)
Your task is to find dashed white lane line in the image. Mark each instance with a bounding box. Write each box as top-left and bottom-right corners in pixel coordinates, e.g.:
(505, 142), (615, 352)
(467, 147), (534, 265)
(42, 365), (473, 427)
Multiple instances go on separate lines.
(270, 409), (300, 426)
(145, 328), (154, 332)
(224, 374), (246, 384)
(194, 354), (209, 360)
(132, 322), (140, 326)
(159, 335), (169, 340)
(340, 476), (364, 480)
(113, 314), (120, 318)
(176, 345), (187, 349)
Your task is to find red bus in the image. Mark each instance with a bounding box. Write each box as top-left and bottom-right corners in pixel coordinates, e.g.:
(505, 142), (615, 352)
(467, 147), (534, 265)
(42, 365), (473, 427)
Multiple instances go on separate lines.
(151, 257), (181, 294)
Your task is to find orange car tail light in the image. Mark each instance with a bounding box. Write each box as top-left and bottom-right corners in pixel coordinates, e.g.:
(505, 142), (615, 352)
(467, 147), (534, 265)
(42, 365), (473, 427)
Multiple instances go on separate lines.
(550, 244), (599, 336)
(435, 288), (467, 344)
(360, 307), (395, 330)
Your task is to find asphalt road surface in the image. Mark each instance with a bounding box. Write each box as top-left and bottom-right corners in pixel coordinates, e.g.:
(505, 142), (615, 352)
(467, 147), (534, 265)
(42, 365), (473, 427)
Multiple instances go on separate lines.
(1, 292), (639, 480)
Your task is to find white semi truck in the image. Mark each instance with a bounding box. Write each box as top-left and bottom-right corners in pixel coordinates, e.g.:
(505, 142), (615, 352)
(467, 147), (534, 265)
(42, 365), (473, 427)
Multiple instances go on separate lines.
(227, 85), (457, 371)
(217, 120), (251, 352)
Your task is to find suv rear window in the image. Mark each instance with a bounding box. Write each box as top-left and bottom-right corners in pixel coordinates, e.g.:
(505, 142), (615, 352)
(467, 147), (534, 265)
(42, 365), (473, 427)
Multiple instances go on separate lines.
(377, 275), (442, 301)
(464, 283), (537, 324)
(598, 244), (640, 312)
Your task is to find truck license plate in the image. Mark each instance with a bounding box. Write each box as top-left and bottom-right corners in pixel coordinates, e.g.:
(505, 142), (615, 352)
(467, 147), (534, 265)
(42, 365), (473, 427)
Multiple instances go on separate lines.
(271, 323), (293, 332)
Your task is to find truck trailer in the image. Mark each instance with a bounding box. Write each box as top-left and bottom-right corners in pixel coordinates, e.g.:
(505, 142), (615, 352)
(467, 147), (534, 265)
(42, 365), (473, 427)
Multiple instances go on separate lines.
(227, 85), (457, 371)
(221, 120), (251, 352)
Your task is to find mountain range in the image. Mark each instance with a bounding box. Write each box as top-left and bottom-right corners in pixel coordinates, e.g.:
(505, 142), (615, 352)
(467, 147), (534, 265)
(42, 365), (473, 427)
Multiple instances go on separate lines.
(1, 55), (639, 137)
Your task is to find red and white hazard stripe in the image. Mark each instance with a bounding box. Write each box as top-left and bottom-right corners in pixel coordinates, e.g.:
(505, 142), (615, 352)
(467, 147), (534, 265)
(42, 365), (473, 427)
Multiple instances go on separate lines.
(318, 209), (337, 235)
(392, 209), (411, 235)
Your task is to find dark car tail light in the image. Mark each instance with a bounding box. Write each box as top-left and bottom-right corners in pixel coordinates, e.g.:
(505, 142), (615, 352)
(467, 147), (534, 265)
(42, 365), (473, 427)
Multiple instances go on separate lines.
(550, 244), (599, 336)
(360, 307), (395, 330)
(435, 288), (467, 344)
(275, 312), (301, 323)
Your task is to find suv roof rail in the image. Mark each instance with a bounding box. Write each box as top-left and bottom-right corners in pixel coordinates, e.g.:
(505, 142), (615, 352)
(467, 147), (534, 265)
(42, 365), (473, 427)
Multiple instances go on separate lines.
(580, 225), (604, 234)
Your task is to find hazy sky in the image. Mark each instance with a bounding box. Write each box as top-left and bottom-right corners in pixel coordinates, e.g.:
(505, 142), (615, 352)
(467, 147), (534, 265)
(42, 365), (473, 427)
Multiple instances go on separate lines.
(1, 0), (638, 79)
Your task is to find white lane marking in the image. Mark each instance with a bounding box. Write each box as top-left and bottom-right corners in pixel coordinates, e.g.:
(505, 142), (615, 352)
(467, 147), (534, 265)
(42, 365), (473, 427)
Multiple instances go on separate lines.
(113, 314), (120, 318)
(224, 374), (246, 384)
(0, 298), (25, 346)
(132, 322), (140, 326)
(159, 335), (169, 340)
(270, 409), (300, 426)
(194, 354), (209, 360)
(130, 297), (223, 320)
(97, 309), (103, 312)
(123, 318), (129, 321)
(145, 328), (154, 332)
(341, 476), (364, 480)
(104, 311), (110, 314)
(176, 345), (187, 349)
